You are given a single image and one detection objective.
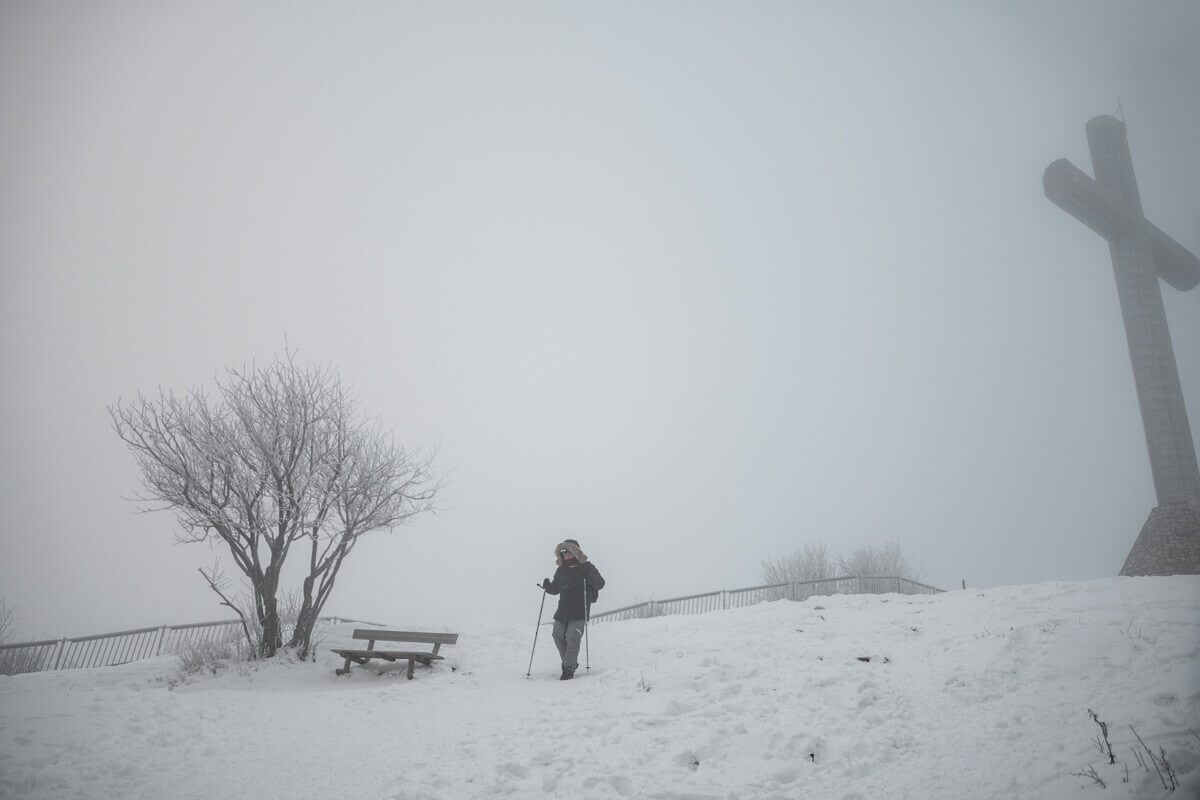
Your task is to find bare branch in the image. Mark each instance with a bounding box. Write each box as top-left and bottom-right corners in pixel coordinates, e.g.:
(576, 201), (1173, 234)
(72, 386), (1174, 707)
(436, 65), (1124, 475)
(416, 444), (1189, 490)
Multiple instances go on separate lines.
(197, 563), (254, 651)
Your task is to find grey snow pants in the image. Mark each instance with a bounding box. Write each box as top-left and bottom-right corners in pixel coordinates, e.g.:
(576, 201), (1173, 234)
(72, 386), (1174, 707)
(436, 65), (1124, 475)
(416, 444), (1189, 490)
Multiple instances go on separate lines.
(552, 618), (585, 671)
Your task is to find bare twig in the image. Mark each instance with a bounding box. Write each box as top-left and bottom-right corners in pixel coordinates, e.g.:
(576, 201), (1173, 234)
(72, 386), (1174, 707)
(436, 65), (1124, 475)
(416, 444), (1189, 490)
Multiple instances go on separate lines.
(1071, 764), (1106, 789)
(1088, 709), (1116, 764)
(1130, 726), (1178, 791)
(1157, 747), (1177, 790)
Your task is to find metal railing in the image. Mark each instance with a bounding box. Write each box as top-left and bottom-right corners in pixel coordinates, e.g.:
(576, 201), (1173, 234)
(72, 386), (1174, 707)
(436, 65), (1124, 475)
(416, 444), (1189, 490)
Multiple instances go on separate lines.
(590, 575), (943, 624)
(0, 615), (377, 675)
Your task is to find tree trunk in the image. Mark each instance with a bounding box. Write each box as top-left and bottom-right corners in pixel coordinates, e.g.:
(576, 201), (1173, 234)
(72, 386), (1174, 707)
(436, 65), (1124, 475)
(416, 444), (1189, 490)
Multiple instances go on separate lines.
(286, 533), (321, 657)
(259, 595), (281, 658)
(258, 557), (285, 658)
(287, 539), (353, 659)
(287, 573), (318, 657)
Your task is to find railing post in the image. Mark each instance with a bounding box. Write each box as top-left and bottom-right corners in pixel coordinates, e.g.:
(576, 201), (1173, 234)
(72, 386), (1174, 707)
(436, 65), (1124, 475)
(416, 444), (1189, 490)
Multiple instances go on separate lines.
(789, 581), (796, 602)
(155, 626), (168, 657)
(52, 638), (66, 670)
(858, 576), (866, 594)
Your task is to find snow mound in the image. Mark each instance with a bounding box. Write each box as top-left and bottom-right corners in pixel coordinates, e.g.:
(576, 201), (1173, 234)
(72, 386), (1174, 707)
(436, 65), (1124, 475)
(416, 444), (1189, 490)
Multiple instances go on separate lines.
(1, 576), (1197, 799)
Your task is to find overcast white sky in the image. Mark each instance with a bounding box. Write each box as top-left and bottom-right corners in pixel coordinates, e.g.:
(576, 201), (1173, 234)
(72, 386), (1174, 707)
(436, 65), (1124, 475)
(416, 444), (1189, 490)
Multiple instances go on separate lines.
(2, 1), (1198, 639)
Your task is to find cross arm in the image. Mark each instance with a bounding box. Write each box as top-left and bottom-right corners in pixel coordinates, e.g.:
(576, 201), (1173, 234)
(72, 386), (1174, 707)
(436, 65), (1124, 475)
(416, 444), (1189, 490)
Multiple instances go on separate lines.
(1044, 159), (1199, 291)
(1152, 227), (1200, 291)
(1043, 158), (1134, 241)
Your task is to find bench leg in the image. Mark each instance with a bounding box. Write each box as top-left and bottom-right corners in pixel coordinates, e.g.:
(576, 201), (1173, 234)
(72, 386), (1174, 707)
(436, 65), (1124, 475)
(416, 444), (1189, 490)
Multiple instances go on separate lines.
(336, 656), (353, 676)
(407, 657), (415, 680)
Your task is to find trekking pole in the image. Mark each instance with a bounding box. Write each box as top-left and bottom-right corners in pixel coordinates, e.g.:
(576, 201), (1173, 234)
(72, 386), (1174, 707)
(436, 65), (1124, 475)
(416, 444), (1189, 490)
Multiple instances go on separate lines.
(525, 585), (547, 678)
(583, 577), (591, 671)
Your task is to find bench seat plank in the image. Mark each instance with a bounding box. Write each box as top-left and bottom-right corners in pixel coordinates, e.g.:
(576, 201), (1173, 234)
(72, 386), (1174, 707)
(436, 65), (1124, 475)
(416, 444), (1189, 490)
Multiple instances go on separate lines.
(330, 648), (444, 663)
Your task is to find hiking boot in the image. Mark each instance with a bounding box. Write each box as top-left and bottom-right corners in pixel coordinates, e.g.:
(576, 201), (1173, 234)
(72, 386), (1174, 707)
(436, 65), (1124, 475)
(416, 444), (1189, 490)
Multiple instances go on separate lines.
(560, 667), (575, 681)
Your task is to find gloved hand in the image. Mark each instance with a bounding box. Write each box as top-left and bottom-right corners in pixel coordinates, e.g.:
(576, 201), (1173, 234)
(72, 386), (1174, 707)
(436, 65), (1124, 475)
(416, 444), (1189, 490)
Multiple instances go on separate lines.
(587, 588), (598, 604)
(541, 578), (552, 591)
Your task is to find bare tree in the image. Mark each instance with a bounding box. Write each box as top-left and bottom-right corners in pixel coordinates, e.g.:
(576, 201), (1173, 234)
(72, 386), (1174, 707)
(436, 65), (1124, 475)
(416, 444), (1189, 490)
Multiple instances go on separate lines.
(111, 350), (438, 659)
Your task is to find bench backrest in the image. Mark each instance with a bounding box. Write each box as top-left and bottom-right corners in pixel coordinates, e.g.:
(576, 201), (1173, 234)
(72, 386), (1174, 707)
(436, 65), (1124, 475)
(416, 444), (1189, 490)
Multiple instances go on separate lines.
(352, 629), (459, 646)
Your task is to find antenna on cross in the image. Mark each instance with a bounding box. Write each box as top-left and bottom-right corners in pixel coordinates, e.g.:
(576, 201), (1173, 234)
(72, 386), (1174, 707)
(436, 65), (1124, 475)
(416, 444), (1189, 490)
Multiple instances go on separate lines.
(1116, 97), (1126, 123)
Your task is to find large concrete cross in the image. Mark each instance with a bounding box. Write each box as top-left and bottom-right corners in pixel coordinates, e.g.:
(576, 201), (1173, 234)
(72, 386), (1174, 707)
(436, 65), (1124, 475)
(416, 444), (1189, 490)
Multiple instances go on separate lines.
(1044, 115), (1200, 575)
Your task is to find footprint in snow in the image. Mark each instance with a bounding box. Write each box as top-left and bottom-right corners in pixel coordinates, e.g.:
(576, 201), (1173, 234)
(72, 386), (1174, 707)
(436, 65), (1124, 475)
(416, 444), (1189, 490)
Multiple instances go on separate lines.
(664, 699), (695, 716)
(582, 774), (634, 796)
(771, 766), (801, 784)
(496, 762), (528, 778)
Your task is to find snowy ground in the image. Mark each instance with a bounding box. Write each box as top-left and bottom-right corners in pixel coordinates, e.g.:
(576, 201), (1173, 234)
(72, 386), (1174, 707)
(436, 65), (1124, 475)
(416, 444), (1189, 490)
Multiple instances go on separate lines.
(1, 576), (1197, 800)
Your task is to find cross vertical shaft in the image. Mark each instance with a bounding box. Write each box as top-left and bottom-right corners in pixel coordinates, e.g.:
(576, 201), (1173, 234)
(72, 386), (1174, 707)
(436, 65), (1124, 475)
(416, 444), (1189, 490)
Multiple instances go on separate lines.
(1084, 117), (1199, 505)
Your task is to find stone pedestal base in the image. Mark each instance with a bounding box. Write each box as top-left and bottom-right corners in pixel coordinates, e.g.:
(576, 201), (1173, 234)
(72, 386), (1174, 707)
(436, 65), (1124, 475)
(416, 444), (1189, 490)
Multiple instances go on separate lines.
(1119, 502), (1200, 576)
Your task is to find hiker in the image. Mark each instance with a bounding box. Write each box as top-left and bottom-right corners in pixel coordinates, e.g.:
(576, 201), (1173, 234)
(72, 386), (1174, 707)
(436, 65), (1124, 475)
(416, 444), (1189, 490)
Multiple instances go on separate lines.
(541, 538), (605, 680)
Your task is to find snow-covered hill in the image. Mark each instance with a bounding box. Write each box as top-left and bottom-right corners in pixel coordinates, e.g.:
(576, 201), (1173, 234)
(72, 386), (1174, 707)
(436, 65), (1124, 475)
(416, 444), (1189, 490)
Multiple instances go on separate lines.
(1, 577), (1197, 799)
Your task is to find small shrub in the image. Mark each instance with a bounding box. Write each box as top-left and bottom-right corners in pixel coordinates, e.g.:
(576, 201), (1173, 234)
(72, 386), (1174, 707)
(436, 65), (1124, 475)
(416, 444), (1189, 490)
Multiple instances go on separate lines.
(174, 627), (253, 674)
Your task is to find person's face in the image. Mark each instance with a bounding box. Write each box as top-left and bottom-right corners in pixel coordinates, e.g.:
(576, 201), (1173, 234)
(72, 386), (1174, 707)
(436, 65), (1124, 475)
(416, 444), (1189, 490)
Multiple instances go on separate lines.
(560, 548), (576, 565)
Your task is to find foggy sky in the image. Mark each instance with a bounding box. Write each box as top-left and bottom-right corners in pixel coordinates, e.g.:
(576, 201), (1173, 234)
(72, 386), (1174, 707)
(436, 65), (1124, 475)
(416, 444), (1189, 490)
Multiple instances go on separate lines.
(2, 1), (1198, 639)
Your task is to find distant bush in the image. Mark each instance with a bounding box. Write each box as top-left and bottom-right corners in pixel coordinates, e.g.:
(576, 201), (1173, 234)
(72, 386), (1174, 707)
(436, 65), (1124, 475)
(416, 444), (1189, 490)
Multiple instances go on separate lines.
(762, 540), (918, 588)
(761, 543), (835, 585)
(0, 599), (12, 644)
(0, 602), (49, 676)
(837, 541), (915, 580)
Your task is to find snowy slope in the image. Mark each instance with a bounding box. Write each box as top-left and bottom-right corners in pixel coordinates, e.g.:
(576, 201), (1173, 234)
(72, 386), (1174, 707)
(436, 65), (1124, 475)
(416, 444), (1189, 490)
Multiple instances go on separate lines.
(1, 577), (1197, 800)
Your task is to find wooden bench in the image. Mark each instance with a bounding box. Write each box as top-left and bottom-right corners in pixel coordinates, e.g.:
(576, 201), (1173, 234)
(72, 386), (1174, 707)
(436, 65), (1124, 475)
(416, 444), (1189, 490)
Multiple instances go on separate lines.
(331, 629), (459, 679)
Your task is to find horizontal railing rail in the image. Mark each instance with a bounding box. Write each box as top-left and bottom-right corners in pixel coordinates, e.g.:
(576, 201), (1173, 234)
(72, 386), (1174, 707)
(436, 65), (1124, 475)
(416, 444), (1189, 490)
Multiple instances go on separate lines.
(0, 615), (380, 675)
(590, 575), (943, 624)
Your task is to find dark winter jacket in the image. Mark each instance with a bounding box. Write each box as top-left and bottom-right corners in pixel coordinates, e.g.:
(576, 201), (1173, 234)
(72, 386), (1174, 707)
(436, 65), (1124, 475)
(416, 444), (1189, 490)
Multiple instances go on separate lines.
(544, 540), (605, 622)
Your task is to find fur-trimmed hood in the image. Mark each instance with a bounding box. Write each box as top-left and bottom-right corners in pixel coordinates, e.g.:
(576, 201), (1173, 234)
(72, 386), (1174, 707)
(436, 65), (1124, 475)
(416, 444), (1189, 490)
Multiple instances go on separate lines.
(554, 539), (588, 566)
